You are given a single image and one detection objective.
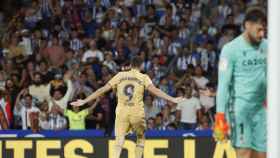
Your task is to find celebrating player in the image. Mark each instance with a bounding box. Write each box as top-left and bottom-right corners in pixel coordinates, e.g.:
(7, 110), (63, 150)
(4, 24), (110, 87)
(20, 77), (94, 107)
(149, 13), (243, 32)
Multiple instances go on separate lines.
(71, 56), (184, 158)
(215, 8), (267, 158)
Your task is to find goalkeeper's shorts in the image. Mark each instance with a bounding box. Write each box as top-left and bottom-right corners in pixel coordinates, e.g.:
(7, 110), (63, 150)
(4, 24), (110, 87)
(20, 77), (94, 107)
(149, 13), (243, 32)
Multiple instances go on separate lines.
(227, 104), (266, 152)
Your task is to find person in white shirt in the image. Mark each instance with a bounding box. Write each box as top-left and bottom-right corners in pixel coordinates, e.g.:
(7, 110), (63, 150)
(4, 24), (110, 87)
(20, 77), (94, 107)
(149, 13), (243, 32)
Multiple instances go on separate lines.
(82, 39), (104, 63)
(199, 83), (215, 111)
(28, 72), (51, 102)
(19, 30), (33, 56)
(192, 65), (209, 89)
(43, 71), (74, 111)
(48, 78), (74, 110)
(28, 70), (74, 111)
(176, 86), (202, 130)
(14, 92), (40, 130)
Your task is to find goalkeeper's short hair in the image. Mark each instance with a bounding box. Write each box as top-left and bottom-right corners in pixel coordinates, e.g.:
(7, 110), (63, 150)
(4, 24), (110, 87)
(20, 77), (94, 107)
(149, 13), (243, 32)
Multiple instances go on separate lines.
(244, 7), (266, 26)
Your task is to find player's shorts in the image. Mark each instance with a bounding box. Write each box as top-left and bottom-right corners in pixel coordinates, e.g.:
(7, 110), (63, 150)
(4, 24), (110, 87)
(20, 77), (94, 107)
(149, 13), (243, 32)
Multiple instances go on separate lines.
(227, 103), (266, 152)
(115, 105), (146, 137)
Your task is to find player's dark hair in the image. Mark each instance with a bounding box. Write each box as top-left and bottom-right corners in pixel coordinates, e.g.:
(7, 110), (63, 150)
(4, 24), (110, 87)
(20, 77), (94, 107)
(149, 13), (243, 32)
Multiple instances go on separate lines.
(130, 56), (143, 68)
(243, 7), (266, 26)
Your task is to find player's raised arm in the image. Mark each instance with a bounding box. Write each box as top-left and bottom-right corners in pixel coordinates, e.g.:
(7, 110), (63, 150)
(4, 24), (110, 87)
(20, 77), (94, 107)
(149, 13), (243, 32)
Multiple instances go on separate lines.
(71, 73), (120, 107)
(146, 83), (184, 104)
(70, 84), (112, 107)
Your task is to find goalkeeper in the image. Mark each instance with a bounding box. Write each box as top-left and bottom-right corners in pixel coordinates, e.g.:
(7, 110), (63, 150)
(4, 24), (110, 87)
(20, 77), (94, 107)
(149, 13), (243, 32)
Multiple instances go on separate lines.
(215, 8), (267, 158)
(71, 56), (184, 158)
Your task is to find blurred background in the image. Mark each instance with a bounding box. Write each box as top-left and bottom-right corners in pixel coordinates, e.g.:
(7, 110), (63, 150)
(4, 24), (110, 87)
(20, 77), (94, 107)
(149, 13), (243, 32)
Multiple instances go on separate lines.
(0, 0), (266, 137)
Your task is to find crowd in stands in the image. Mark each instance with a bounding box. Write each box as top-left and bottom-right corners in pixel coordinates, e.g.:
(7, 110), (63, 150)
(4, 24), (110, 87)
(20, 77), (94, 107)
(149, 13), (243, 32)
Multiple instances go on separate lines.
(0, 0), (266, 135)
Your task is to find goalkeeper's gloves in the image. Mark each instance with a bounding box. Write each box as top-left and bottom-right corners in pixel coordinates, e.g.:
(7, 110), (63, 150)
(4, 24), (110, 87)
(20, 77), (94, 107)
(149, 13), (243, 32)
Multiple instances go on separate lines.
(213, 113), (229, 142)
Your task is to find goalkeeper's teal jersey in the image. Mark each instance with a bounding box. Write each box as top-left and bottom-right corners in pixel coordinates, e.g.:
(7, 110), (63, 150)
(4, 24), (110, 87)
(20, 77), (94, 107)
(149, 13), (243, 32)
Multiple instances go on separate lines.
(217, 35), (267, 113)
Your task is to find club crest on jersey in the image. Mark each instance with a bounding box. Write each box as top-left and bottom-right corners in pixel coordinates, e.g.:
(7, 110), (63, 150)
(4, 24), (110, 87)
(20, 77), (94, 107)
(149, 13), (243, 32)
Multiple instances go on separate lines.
(219, 58), (228, 71)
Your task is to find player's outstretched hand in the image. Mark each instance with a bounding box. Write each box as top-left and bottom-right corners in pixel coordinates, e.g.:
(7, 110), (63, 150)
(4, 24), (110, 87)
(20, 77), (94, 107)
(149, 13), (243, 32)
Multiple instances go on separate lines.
(173, 97), (186, 104)
(70, 99), (86, 107)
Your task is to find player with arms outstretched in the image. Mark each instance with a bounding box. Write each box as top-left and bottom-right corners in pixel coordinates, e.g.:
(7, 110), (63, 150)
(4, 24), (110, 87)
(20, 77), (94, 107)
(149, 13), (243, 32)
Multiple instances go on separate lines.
(215, 8), (267, 158)
(71, 56), (184, 158)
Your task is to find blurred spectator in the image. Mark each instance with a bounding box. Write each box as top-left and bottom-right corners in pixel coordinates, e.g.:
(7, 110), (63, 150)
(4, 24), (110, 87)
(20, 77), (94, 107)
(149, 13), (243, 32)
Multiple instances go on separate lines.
(103, 52), (118, 72)
(217, 29), (235, 50)
(86, 101), (106, 130)
(0, 0), (266, 132)
(74, 72), (93, 97)
(192, 65), (209, 89)
(44, 36), (66, 68)
(176, 86), (202, 130)
(28, 72), (50, 102)
(154, 113), (165, 130)
(48, 108), (67, 130)
(82, 39), (104, 63)
(144, 95), (160, 120)
(99, 94), (114, 134)
(0, 89), (12, 129)
(207, 42), (218, 72)
(199, 83), (215, 112)
(48, 71), (74, 110)
(38, 60), (54, 82)
(166, 122), (177, 130)
(176, 47), (190, 72)
(14, 90), (39, 130)
(19, 30), (33, 56)
(196, 115), (210, 130)
(153, 77), (169, 108)
(69, 29), (83, 52)
(147, 117), (155, 130)
(38, 100), (50, 130)
(54, 98), (99, 130)
(5, 78), (19, 109)
(0, 105), (9, 129)
(161, 105), (174, 128)
(0, 71), (6, 90)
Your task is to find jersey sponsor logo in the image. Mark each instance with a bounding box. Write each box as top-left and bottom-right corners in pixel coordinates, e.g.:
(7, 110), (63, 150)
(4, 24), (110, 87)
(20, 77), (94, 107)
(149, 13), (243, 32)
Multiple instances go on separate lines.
(242, 58), (266, 66)
(219, 58), (228, 71)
